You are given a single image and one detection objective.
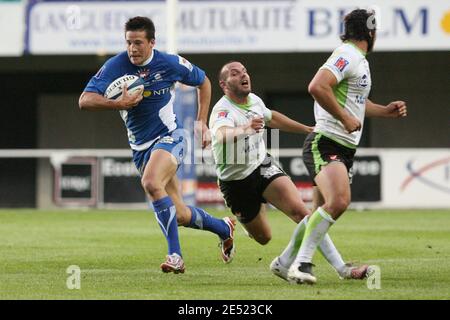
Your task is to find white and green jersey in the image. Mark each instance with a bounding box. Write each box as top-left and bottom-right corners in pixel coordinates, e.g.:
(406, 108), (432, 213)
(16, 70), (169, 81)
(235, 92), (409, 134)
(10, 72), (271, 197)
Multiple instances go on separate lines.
(314, 42), (372, 147)
(209, 93), (272, 181)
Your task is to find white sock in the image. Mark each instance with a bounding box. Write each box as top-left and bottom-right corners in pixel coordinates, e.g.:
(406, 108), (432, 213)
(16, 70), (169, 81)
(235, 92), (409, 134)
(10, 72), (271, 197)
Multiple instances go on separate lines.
(279, 214), (345, 273)
(278, 217), (308, 267)
(293, 207), (335, 265)
(318, 233), (346, 273)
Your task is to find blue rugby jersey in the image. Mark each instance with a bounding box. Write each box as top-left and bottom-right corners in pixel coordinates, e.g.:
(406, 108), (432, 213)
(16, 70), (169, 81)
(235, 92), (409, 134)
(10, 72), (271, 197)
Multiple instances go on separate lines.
(84, 50), (205, 151)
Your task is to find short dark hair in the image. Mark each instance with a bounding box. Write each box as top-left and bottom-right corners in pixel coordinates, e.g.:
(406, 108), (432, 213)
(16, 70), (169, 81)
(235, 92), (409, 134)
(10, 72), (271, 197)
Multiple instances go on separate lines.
(125, 16), (155, 41)
(340, 9), (376, 43)
(218, 61), (241, 82)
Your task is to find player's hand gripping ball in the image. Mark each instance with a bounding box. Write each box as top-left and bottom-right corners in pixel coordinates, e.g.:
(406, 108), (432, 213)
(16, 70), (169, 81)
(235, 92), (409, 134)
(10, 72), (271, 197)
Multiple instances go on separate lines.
(104, 75), (145, 99)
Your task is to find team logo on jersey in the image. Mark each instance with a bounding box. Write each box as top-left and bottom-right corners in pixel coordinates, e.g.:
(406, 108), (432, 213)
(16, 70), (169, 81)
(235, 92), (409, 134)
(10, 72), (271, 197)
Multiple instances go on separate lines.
(334, 57), (349, 72)
(149, 71), (164, 84)
(357, 74), (369, 88)
(355, 94), (366, 104)
(137, 68), (150, 79)
(178, 56), (193, 72)
(143, 87), (171, 98)
(94, 66), (105, 79)
(218, 111), (229, 119)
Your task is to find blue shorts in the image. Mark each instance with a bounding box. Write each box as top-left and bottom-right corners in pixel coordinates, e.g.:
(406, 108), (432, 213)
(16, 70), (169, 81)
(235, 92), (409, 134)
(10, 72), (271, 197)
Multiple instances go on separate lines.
(132, 133), (187, 176)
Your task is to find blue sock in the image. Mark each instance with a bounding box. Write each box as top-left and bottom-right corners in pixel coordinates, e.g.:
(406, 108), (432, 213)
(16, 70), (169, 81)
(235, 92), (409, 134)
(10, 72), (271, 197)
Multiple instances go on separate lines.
(153, 196), (182, 256)
(187, 206), (230, 240)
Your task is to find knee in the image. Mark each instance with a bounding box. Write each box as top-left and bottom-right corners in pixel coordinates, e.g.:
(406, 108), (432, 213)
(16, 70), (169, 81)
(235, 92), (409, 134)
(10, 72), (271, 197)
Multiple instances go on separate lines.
(176, 208), (191, 226)
(254, 232), (272, 245)
(290, 206), (309, 223)
(326, 196), (350, 215)
(141, 177), (164, 198)
(176, 216), (188, 226)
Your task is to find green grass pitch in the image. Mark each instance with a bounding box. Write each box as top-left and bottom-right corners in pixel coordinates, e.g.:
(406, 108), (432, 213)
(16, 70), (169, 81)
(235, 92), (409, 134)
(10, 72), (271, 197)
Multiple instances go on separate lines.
(0, 209), (449, 300)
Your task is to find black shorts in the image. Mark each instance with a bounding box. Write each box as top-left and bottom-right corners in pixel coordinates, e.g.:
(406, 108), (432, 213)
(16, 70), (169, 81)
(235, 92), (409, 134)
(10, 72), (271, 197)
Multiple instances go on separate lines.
(219, 154), (287, 224)
(302, 132), (356, 185)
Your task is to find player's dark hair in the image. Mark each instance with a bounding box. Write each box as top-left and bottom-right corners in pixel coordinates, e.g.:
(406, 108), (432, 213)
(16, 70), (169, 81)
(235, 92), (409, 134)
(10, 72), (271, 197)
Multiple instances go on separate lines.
(125, 16), (156, 40)
(340, 9), (376, 52)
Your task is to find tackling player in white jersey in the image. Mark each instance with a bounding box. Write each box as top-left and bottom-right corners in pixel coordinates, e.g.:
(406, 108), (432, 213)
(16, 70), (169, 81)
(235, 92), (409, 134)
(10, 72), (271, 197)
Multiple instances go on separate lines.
(287, 9), (407, 284)
(210, 61), (370, 282)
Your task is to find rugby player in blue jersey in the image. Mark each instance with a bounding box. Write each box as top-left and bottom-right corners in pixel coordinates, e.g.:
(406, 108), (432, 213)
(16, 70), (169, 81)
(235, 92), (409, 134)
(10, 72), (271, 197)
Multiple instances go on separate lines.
(79, 16), (235, 274)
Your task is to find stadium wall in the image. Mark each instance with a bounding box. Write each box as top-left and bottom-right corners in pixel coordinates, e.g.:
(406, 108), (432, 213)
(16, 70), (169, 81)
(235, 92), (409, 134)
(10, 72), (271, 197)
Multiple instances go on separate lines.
(0, 51), (448, 207)
(0, 1), (447, 208)
(1, 148), (448, 210)
(0, 51), (448, 150)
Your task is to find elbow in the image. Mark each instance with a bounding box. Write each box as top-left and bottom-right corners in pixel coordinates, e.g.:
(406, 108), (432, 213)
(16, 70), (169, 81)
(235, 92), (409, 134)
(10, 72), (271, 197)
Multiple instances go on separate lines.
(78, 93), (87, 110)
(308, 81), (321, 97)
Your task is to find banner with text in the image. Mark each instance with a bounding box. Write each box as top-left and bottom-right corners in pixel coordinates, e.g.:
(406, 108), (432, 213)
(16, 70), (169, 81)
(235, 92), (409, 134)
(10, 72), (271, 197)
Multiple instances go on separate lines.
(50, 149), (450, 209)
(26, 0), (450, 54)
(101, 157), (145, 204)
(54, 158), (98, 207)
(196, 153), (382, 205)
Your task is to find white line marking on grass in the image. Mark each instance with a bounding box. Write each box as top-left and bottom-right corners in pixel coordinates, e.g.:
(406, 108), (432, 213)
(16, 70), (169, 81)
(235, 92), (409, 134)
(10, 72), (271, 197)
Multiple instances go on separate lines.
(366, 257), (449, 263)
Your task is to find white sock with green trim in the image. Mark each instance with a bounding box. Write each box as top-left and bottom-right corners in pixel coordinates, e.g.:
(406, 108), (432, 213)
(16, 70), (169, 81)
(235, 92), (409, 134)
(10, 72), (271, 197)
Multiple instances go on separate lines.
(318, 233), (346, 273)
(294, 207), (335, 264)
(279, 215), (345, 272)
(278, 217), (308, 267)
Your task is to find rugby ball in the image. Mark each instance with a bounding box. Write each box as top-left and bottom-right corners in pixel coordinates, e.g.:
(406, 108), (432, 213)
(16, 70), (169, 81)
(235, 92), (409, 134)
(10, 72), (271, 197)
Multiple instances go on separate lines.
(104, 75), (145, 100)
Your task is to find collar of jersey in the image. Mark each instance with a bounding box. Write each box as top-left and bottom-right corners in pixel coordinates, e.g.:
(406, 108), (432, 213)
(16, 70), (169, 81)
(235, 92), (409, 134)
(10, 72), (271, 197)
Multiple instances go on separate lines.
(344, 41), (366, 57)
(225, 95), (251, 110)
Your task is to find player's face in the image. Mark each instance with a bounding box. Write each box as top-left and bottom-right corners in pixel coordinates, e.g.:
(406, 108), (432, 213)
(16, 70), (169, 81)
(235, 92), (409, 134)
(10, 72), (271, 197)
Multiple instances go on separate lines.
(224, 63), (251, 97)
(126, 30), (154, 65)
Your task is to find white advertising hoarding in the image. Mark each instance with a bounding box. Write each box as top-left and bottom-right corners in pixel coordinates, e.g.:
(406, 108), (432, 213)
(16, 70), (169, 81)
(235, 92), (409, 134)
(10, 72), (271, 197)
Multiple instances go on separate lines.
(381, 149), (450, 209)
(196, 148), (450, 209)
(26, 0), (450, 54)
(27, 1), (166, 55)
(0, 0), (24, 56)
(294, 0), (450, 51)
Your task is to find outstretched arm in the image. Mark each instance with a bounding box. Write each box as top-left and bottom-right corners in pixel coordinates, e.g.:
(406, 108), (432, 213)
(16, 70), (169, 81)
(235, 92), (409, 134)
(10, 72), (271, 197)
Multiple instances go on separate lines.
(365, 99), (407, 118)
(267, 110), (313, 134)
